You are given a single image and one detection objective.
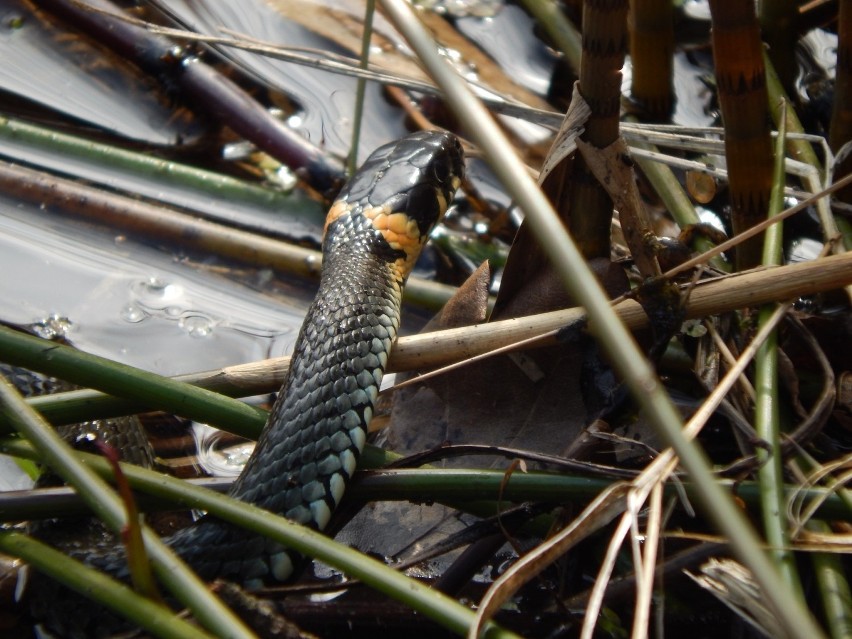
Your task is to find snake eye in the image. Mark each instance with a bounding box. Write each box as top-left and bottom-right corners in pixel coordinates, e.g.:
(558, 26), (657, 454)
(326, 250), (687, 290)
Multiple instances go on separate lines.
(432, 161), (451, 185)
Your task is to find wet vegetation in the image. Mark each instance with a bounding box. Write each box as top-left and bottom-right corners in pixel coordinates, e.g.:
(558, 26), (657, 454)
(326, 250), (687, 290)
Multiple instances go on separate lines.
(0, 0), (850, 637)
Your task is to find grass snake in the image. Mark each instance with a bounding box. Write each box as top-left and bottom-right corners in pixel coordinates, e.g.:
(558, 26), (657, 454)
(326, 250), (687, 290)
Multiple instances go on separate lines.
(27, 130), (465, 635)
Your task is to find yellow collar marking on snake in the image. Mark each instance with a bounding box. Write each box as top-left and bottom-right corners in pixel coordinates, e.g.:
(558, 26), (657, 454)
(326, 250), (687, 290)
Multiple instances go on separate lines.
(323, 189), (452, 281)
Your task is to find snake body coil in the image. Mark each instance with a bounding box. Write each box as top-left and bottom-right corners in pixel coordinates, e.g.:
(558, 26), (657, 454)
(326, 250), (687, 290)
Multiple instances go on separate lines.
(30, 130), (464, 634)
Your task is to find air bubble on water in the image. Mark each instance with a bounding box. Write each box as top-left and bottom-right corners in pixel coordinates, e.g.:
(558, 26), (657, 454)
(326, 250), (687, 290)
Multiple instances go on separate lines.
(138, 277), (183, 304)
(179, 314), (214, 338)
(120, 303), (147, 323)
(30, 315), (73, 339)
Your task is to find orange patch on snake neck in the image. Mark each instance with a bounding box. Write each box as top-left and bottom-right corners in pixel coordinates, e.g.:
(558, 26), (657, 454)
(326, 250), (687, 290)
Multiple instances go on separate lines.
(323, 197), (447, 282)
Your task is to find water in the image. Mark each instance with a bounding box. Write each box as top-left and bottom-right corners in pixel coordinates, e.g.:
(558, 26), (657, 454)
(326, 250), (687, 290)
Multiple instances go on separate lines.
(0, 0), (202, 145)
(0, 197), (307, 376)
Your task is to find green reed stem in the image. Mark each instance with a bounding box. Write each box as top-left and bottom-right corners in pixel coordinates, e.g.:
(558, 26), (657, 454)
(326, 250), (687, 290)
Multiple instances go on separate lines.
(519, 0), (582, 73)
(754, 107), (804, 600)
(2, 440), (849, 522)
(0, 440), (520, 639)
(0, 377), (255, 639)
(808, 520), (852, 639)
(0, 530), (211, 639)
(0, 325), (267, 439)
(0, 115), (298, 210)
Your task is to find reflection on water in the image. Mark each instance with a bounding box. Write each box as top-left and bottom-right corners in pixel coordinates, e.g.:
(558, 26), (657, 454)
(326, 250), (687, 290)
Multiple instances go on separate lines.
(192, 422), (255, 478)
(0, 0), (201, 144)
(0, 197), (307, 376)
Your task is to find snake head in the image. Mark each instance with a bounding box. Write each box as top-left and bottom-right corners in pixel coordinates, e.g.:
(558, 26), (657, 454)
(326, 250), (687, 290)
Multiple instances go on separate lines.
(323, 131), (465, 275)
(391, 130), (465, 237)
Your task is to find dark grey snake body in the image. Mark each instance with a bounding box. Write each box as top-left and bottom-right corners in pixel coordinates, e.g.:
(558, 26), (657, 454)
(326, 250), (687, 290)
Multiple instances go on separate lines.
(28, 130), (464, 634)
(168, 130), (463, 584)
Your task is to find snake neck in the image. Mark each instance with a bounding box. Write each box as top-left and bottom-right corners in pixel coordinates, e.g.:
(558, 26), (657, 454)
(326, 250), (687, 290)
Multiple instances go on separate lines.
(166, 242), (403, 585)
(231, 243), (401, 520)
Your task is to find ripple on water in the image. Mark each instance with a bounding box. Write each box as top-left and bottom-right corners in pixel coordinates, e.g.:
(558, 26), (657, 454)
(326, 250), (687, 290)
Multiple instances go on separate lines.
(192, 422), (255, 478)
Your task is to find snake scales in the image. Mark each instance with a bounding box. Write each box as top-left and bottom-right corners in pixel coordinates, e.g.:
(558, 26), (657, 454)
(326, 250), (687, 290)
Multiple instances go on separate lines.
(26, 130), (465, 635)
